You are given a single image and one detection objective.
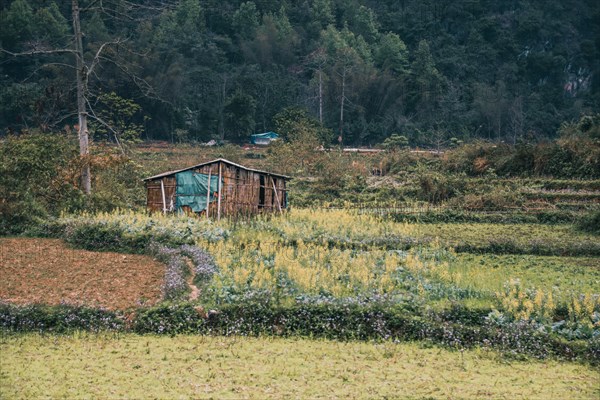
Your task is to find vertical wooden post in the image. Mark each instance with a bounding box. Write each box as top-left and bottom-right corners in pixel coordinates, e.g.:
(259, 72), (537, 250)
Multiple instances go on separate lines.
(271, 177), (282, 213)
(160, 180), (167, 214)
(217, 162), (222, 221)
(205, 169), (212, 219)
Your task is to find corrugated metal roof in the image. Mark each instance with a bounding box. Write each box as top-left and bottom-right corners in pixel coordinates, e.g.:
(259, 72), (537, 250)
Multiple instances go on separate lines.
(142, 158), (291, 181)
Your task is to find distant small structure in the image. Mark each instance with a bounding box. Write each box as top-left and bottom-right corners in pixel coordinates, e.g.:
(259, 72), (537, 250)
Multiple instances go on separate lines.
(342, 148), (383, 153)
(143, 158), (290, 219)
(250, 131), (279, 145)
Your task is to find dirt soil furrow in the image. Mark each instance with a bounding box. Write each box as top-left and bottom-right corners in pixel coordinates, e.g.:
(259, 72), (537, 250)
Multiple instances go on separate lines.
(0, 238), (165, 310)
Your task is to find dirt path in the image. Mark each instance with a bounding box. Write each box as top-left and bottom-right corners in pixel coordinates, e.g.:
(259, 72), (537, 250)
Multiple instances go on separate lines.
(186, 260), (200, 301)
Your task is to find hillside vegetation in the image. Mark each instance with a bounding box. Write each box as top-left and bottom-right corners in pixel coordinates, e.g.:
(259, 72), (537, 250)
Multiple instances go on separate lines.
(1, 0), (599, 145)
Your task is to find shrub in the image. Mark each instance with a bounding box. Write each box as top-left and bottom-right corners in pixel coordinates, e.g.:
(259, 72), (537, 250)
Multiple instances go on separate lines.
(387, 210), (578, 224)
(442, 141), (499, 175)
(414, 170), (461, 203)
(0, 133), (150, 235)
(577, 211), (600, 235)
(63, 220), (146, 253)
(147, 243), (218, 301)
(450, 188), (523, 211)
(180, 244), (218, 287)
(2, 302), (597, 363)
(133, 303), (205, 334)
(59, 210), (228, 253)
(383, 134), (409, 151)
(86, 150), (147, 211)
(0, 303), (122, 332)
(148, 244), (190, 300)
(453, 237), (600, 257)
(0, 132), (83, 234)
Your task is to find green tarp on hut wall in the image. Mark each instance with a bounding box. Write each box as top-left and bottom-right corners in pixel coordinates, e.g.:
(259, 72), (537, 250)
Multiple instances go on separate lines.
(175, 170), (220, 212)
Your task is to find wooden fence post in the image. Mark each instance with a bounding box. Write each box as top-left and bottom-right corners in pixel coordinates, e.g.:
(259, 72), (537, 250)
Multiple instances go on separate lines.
(272, 177), (282, 213)
(160, 180), (167, 214)
(206, 169), (212, 219)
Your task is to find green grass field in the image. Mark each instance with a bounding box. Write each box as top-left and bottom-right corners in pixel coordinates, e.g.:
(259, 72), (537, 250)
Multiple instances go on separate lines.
(1, 334), (598, 399)
(451, 254), (600, 298)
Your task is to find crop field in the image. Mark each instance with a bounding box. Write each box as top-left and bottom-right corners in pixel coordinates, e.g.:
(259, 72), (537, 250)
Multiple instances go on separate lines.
(1, 334), (598, 399)
(1, 207), (599, 398)
(179, 210), (599, 333)
(5, 209), (594, 330)
(0, 238), (165, 310)
(3, 209), (597, 323)
(450, 254), (600, 298)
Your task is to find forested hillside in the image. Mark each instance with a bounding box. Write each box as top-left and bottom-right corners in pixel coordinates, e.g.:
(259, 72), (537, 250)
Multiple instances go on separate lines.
(1, 0), (599, 145)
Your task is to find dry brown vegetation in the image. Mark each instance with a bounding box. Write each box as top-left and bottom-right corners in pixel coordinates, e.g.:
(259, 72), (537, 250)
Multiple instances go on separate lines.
(0, 238), (164, 310)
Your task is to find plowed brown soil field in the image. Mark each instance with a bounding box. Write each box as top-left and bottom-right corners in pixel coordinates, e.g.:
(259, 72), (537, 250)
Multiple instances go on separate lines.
(0, 238), (165, 310)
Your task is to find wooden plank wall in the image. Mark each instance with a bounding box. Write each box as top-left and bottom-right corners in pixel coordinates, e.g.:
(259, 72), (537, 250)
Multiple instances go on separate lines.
(146, 177), (176, 212)
(145, 161), (288, 218)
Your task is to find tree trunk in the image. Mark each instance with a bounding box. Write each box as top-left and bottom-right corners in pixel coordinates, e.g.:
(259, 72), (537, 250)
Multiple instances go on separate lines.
(510, 96), (524, 145)
(262, 85), (268, 131)
(318, 68), (323, 125)
(72, 0), (91, 194)
(219, 75), (227, 141)
(339, 68), (346, 146)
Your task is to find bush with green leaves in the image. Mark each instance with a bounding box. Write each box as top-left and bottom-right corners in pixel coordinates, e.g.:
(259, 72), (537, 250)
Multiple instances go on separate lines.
(382, 134), (409, 151)
(0, 132), (151, 235)
(437, 118), (600, 179)
(387, 210), (579, 224)
(0, 303), (123, 332)
(0, 132), (84, 234)
(273, 106), (333, 145)
(414, 169), (462, 204)
(58, 210), (229, 253)
(577, 211), (600, 235)
(2, 302), (597, 363)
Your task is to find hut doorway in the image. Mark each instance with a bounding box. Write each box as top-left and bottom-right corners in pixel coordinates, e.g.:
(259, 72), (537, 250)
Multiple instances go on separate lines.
(259, 175), (266, 208)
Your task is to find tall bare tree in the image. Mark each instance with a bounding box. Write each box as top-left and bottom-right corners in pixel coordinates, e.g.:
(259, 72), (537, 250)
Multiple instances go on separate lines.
(72, 0), (91, 193)
(306, 48), (328, 125)
(2, 0), (170, 194)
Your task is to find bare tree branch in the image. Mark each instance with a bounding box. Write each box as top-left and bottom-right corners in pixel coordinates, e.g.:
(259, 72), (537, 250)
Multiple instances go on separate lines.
(48, 112), (80, 128)
(85, 97), (126, 155)
(80, 0), (102, 13)
(88, 0), (176, 22)
(87, 38), (126, 78)
(1, 48), (76, 56)
(96, 54), (174, 106)
(21, 63), (77, 83)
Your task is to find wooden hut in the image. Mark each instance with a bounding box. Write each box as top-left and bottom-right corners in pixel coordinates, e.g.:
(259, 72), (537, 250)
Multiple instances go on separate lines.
(143, 158), (290, 219)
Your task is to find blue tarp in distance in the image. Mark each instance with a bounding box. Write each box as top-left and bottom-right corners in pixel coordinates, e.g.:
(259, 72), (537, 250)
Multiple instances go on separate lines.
(250, 131), (279, 144)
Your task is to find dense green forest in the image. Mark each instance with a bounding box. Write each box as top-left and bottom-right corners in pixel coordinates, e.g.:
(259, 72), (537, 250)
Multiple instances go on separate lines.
(1, 0), (599, 145)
